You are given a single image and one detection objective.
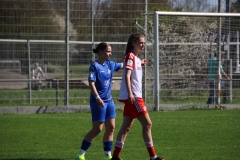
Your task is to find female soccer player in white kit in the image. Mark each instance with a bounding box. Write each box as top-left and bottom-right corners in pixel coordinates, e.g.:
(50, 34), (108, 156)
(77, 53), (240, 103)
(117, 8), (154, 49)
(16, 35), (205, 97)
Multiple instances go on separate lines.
(111, 33), (165, 160)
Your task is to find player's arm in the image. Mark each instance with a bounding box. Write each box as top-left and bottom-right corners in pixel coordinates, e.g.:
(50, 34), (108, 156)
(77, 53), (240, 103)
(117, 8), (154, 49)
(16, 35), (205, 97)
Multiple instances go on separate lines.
(88, 80), (104, 108)
(221, 70), (230, 80)
(40, 70), (44, 77)
(32, 69), (35, 76)
(125, 68), (134, 104)
(120, 62), (124, 69)
(114, 62), (123, 71)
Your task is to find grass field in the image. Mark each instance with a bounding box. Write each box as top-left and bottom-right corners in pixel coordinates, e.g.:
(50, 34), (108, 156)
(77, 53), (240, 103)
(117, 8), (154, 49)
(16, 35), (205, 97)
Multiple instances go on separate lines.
(0, 109), (240, 160)
(1, 88), (240, 107)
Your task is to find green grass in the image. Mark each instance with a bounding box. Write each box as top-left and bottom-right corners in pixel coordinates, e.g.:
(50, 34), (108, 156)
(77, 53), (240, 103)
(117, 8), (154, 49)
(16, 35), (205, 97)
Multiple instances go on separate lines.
(0, 109), (240, 160)
(0, 88), (124, 106)
(1, 88), (240, 107)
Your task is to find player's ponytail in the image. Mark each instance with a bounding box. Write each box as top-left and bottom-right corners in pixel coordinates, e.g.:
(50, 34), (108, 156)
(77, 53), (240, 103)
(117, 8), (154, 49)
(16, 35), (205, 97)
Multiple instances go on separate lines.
(93, 42), (109, 54)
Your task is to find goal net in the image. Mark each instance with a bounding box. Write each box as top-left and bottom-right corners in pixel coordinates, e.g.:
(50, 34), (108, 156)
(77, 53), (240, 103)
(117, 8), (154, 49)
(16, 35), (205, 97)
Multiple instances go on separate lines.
(150, 11), (240, 110)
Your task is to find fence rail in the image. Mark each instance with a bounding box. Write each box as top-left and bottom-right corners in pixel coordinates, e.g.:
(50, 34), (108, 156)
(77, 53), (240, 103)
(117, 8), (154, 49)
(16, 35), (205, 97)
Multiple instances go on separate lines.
(1, 1), (240, 108)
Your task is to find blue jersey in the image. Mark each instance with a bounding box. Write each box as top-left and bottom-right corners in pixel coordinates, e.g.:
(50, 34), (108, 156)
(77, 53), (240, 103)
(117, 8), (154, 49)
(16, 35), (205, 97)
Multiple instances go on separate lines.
(88, 60), (122, 102)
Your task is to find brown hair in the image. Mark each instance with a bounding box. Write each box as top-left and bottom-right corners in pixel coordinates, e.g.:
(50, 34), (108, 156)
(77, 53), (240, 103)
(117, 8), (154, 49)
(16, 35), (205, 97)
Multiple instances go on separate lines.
(125, 33), (145, 55)
(93, 42), (110, 54)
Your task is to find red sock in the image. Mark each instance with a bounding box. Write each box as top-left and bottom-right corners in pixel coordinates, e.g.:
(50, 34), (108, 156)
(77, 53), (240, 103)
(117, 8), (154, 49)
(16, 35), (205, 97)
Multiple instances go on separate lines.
(113, 146), (123, 157)
(113, 141), (124, 157)
(145, 141), (156, 157)
(147, 146), (157, 157)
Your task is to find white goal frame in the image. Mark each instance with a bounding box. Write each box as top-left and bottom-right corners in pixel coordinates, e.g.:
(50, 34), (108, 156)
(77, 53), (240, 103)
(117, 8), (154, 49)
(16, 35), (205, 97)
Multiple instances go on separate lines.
(154, 11), (240, 111)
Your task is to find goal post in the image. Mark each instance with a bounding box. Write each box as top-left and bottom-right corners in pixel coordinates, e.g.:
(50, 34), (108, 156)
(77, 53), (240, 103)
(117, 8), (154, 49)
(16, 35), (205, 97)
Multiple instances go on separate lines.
(153, 11), (240, 110)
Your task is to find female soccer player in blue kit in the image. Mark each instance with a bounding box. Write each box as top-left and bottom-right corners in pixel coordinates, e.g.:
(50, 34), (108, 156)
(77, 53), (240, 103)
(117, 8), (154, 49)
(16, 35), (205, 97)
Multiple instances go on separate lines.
(75, 42), (123, 160)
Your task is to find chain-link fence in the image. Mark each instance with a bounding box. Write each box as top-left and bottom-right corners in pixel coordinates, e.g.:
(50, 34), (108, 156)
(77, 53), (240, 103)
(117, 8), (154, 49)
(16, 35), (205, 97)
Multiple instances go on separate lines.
(0, 39), (126, 107)
(152, 12), (240, 109)
(0, 0), (240, 108)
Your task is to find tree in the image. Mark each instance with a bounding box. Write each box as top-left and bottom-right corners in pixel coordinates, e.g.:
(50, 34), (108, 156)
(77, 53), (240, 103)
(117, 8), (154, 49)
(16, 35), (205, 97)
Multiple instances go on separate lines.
(231, 0), (240, 12)
(230, 0), (240, 33)
(169, 0), (212, 12)
(0, 1), (56, 39)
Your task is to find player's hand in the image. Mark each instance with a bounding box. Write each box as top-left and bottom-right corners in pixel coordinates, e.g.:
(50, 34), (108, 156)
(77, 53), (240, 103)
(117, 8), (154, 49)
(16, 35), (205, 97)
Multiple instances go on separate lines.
(141, 59), (148, 65)
(128, 93), (135, 104)
(97, 98), (104, 108)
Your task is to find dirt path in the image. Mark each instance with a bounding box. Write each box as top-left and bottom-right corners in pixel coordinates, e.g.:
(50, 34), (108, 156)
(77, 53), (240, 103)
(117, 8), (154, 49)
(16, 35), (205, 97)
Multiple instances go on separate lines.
(0, 71), (61, 89)
(0, 70), (28, 89)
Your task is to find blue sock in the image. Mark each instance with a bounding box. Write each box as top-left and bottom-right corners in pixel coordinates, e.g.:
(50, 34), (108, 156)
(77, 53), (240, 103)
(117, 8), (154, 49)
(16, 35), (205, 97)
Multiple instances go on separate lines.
(81, 140), (92, 151)
(103, 141), (113, 151)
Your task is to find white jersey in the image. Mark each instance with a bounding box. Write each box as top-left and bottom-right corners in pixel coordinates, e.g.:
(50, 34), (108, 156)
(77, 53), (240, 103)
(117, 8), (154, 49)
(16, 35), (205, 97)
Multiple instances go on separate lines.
(33, 66), (43, 79)
(119, 52), (142, 100)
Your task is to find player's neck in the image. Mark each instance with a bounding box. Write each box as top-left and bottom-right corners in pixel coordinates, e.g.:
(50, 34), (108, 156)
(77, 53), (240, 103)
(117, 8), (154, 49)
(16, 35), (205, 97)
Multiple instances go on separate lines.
(132, 50), (140, 56)
(97, 58), (105, 65)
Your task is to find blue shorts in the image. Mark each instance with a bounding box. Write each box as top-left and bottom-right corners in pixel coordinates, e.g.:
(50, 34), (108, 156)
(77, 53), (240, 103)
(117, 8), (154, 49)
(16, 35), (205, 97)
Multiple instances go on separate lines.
(90, 99), (116, 122)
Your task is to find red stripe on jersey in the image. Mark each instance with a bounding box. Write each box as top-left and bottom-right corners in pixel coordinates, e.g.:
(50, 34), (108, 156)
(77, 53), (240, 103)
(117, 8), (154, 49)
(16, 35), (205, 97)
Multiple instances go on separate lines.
(125, 52), (134, 69)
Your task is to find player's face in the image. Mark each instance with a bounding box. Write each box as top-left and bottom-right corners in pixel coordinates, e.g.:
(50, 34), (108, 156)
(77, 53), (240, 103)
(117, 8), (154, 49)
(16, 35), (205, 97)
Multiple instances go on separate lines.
(133, 37), (145, 53)
(103, 46), (112, 60)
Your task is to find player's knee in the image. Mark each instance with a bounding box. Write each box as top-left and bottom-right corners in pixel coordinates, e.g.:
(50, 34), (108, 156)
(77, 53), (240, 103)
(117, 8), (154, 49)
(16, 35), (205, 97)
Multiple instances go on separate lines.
(93, 126), (103, 134)
(125, 125), (132, 132)
(144, 121), (152, 130)
(106, 125), (115, 133)
(95, 128), (102, 135)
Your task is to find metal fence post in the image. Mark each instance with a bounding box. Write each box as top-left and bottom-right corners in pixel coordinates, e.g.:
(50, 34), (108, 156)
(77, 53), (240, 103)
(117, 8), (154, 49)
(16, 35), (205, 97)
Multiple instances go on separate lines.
(56, 80), (59, 107)
(64, 0), (69, 109)
(154, 11), (159, 111)
(28, 40), (32, 104)
(229, 59), (232, 103)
